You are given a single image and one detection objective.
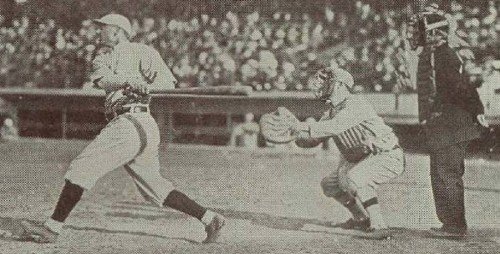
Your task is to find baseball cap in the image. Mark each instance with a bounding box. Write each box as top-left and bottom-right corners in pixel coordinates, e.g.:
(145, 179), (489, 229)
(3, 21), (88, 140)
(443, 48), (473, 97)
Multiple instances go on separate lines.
(93, 14), (132, 37)
(317, 67), (354, 88)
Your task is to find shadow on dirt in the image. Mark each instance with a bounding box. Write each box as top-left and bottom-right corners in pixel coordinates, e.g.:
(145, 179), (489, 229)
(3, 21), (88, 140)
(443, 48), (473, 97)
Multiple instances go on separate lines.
(3, 200), (499, 246)
(0, 216), (199, 244)
(106, 203), (392, 240)
(108, 201), (311, 230)
(0, 217), (26, 242)
(106, 201), (500, 240)
(106, 201), (500, 243)
(65, 225), (199, 244)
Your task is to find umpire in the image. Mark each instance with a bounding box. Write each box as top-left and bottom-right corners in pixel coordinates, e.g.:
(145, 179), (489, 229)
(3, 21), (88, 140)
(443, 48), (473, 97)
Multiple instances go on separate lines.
(414, 12), (488, 238)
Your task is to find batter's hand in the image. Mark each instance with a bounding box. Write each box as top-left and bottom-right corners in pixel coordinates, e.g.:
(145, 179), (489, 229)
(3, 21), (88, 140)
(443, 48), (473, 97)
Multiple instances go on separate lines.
(124, 77), (149, 95)
(477, 114), (489, 128)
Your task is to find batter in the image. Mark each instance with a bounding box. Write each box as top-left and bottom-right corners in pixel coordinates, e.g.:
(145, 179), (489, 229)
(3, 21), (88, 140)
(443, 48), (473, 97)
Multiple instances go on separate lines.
(21, 14), (225, 244)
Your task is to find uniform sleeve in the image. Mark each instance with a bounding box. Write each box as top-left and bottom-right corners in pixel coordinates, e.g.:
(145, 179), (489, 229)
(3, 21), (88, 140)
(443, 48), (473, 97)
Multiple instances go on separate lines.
(142, 48), (177, 91)
(89, 53), (113, 89)
(307, 97), (377, 138)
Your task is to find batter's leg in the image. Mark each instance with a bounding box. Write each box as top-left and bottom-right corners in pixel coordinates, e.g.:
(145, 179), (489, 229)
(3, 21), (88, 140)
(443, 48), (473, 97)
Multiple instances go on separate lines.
(127, 112), (225, 243)
(126, 162), (226, 244)
(20, 180), (84, 243)
(125, 161), (211, 222)
(21, 117), (143, 243)
(165, 190), (225, 243)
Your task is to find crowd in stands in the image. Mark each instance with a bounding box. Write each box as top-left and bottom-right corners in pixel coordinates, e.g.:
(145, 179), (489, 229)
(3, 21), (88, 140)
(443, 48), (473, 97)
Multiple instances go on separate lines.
(0, 0), (498, 93)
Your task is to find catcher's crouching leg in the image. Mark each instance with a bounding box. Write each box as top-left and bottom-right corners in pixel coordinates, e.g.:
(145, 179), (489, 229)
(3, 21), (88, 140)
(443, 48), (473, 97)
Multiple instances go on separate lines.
(321, 176), (370, 229)
(345, 147), (406, 230)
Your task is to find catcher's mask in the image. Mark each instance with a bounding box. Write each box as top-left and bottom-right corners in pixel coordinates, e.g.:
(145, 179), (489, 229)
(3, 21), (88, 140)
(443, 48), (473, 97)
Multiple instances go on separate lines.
(407, 7), (449, 49)
(312, 67), (354, 103)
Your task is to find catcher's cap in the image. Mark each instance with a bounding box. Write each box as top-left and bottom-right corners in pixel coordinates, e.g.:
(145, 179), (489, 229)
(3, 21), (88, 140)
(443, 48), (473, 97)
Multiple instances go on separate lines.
(93, 14), (132, 37)
(316, 67), (354, 88)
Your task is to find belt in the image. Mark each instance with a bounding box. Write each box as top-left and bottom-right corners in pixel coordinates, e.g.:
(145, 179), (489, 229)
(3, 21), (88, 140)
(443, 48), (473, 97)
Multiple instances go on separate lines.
(372, 144), (401, 155)
(106, 105), (149, 121)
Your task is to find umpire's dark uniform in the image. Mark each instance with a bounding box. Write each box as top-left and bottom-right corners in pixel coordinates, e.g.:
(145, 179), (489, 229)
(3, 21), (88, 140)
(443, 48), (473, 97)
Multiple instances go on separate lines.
(424, 43), (484, 232)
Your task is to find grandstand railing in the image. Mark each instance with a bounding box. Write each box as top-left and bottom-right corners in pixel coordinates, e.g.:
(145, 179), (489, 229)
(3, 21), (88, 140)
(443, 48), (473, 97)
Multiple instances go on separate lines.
(0, 88), (497, 143)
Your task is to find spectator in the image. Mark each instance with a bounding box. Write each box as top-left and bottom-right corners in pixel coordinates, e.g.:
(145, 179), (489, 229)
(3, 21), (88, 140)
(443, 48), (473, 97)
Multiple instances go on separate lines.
(0, 1), (497, 93)
(0, 118), (18, 141)
(229, 112), (260, 148)
(477, 60), (500, 109)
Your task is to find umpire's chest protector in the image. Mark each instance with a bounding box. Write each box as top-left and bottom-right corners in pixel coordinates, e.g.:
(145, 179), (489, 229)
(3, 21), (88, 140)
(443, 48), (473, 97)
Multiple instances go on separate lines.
(417, 46), (481, 150)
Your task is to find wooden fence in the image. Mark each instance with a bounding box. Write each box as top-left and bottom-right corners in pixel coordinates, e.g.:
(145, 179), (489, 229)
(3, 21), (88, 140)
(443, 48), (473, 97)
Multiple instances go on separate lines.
(0, 88), (498, 144)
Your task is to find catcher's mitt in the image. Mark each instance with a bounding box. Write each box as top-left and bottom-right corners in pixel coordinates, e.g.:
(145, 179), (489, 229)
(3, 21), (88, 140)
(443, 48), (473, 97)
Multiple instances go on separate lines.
(259, 107), (299, 144)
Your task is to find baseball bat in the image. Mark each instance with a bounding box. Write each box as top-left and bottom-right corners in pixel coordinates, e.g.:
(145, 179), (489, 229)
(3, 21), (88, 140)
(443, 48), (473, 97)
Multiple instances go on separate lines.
(150, 86), (253, 96)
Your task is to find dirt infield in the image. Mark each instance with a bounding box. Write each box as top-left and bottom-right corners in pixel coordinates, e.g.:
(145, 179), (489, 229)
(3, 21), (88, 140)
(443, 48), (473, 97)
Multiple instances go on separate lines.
(0, 139), (499, 253)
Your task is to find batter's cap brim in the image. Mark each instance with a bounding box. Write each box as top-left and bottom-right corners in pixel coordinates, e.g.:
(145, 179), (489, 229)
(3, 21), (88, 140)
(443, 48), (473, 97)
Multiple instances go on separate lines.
(92, 19), (107, 26)
(91, 19), (131, 37)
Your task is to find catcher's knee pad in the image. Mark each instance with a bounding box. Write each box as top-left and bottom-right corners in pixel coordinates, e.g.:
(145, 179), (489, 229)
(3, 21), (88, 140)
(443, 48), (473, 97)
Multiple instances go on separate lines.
(331, 190), (358, 209)
(320, 177), (343, 197)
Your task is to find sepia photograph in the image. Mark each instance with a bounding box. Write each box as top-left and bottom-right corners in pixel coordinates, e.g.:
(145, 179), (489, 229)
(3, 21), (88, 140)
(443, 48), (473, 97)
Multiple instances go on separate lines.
(0, 0), (498, 253)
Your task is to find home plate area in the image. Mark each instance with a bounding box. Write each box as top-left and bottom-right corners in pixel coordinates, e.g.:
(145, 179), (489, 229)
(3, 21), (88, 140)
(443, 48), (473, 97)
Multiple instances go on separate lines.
(0, 140), (498, 253)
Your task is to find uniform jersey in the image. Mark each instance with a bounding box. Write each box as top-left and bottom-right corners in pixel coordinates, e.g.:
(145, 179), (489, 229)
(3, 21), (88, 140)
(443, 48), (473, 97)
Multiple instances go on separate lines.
(66, 41), (178, 206)
(306, 95), (398, 160)
(89, 42), (177, 116)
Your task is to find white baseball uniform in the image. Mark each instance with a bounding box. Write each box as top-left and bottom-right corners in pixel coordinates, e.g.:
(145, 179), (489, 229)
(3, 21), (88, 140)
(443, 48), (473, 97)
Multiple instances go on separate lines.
(65, 41), (177, 206)
(303, 95), (405, 202)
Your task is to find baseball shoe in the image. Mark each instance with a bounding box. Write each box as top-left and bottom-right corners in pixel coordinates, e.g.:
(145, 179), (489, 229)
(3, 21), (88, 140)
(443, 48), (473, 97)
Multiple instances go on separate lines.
(202, 214), (225, 244)
(428, 226), (467, 239)
(20, 221), (59, 243)
(334, 218), (372, 232)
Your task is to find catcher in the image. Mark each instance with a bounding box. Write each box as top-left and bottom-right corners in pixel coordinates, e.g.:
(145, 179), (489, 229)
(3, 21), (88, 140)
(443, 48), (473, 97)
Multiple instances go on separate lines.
(260, 67), (405, 232)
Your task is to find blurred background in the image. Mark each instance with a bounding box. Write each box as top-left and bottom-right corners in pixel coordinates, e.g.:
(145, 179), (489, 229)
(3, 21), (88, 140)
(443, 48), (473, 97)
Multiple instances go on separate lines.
(0, 0), (498, 147)
(0, 0), (497, 92)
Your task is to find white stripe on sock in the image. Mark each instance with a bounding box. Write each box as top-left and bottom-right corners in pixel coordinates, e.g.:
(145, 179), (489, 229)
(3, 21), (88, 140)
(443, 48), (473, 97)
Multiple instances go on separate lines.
(44, 218), (63, 234)
(201, 210), (217, 226)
